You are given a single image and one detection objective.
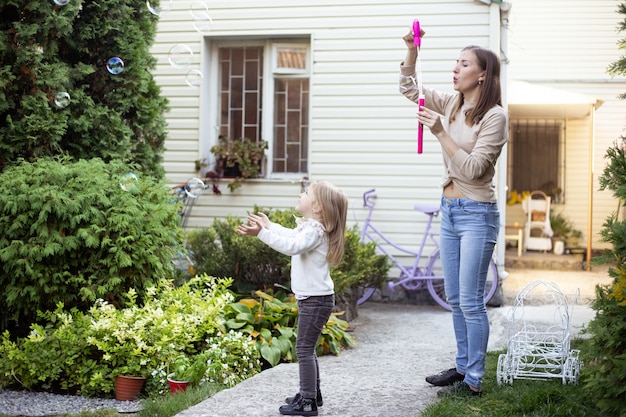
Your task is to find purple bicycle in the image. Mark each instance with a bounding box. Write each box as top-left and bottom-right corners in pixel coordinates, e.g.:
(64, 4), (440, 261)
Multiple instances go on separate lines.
(357, 189), (499, 310)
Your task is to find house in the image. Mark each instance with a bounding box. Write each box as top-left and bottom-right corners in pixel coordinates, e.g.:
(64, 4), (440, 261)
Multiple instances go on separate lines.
(152, 0), (625, 272)
(504, 0), (626, 265)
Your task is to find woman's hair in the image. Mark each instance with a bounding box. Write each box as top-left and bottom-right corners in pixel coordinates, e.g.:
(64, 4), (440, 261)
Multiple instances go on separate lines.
(450, 45), (502, 127)
(310, 181), (348, 267)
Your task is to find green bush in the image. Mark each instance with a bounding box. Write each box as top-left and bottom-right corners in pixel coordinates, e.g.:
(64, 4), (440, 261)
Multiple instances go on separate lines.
(0, 305), (99, 395)
(0, 157), (183, 334)
(0, 275), (258, 398)
(581, 144), (626, 416)
(186, 215), (290, 295)
(186, 207), (390, 299)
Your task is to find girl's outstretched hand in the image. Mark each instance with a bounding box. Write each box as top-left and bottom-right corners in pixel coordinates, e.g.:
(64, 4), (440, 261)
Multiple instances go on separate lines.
(236, 213), (269, 237)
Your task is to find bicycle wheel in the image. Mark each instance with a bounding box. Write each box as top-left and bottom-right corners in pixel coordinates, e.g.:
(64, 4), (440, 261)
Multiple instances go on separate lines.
(425, 250), (499, 311)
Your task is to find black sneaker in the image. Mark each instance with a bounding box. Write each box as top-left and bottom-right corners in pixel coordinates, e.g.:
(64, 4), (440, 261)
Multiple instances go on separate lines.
(425, 367), (465, 386)
(279, 396), (318, 416)
(437, 381), (482, 398)
(285, 391), (323, 407)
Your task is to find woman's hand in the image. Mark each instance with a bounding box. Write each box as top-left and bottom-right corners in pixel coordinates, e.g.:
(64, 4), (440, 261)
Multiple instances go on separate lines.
(402, 27), (425, 50)
(416, 106), (444, 136)
(402, 26), (425, 66)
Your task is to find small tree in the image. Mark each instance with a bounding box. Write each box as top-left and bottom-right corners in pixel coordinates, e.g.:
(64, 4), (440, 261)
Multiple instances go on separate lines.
(0, 0), (168, 177)
(580, 3), (626, 415)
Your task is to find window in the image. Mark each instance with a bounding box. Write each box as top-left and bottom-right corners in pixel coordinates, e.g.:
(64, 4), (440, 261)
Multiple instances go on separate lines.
(216, 41), (310, 176)
(508, 120), (564, 203)
(218, 46), (263, 143)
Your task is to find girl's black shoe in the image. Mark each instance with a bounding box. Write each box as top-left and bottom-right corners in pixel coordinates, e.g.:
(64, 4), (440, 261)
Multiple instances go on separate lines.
(279, 396), (317, 416)
(285, 391), (323, 407)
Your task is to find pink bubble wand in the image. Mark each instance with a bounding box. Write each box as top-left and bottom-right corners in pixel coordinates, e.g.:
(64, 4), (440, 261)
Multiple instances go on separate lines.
(413, 19), (425, 154)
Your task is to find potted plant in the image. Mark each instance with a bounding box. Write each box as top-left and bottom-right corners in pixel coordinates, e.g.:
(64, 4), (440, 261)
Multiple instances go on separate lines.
(166, 354), (208, 393)
(87, 298), (156, 400)
(207, 135), (268, 193)
(550, 212), (583, 254)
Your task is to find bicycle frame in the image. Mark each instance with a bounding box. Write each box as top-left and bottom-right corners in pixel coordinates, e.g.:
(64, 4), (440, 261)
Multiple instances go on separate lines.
(359, 189), (443, 284)
(357, 188), (499, 310)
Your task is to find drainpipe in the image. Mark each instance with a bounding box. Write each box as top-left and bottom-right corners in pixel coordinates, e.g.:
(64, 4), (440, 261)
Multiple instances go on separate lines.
(496, 1), (512, 279)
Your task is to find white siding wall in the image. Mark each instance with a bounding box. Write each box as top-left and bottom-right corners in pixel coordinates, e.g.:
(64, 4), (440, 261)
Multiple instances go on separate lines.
(152, 0), (499, 262)
(507, 0), (626, 250)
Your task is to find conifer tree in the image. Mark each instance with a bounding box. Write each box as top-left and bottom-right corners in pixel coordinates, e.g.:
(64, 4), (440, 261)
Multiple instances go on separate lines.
(581, 2), (626, 415)
(0, 0), (168, 177)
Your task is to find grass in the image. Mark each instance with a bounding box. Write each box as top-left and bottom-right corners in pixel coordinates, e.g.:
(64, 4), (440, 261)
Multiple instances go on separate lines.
(420, 340), (602, 417)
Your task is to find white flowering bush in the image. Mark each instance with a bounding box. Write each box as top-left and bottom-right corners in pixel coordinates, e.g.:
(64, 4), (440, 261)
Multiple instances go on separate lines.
(204, 330), (261, 387)
(0, 274), (236, 397)
(87, 275), (234, 377)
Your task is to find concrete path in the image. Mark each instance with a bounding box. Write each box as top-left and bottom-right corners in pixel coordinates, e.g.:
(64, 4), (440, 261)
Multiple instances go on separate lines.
(174, 267), (613, 417)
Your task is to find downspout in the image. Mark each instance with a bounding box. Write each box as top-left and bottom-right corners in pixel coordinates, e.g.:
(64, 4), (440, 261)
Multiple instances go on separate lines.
(496, 1), (512, 279)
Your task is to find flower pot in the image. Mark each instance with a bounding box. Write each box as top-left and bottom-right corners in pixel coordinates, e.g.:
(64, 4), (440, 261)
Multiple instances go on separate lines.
(222, 162), (242, 178)
(114, 375), (146, 401)
(167, 373), (190, 394)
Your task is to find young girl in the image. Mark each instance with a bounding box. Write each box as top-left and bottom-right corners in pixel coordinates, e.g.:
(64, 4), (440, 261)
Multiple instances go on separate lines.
(400, 25), (507, 397)
(236, 180), (348, 416)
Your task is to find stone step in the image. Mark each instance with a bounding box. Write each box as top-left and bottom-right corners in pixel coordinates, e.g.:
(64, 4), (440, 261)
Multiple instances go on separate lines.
(504, 249), (585, 271)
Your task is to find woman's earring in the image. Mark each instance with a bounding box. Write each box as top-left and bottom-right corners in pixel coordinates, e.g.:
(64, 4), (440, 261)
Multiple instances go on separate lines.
(478, 79), (483, 85)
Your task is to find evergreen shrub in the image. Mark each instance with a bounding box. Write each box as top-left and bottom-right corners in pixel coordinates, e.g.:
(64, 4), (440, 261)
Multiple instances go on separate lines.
(0, 0), (169, 176)
(581, 144), (626, 416)
(0, 157), (183, 334)
(185, 207), (390, 301)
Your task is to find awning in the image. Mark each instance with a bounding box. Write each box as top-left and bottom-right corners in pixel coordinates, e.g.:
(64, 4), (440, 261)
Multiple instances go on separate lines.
(507, 80), (603, 119)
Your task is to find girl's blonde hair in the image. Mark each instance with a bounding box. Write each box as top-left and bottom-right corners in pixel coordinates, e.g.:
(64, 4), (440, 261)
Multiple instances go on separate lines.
(310, 181), (348, 267)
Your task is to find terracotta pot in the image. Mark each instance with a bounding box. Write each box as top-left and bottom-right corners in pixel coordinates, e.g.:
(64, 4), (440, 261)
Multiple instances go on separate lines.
(167, 373), (190, 394)
(114, 375), (146, 401)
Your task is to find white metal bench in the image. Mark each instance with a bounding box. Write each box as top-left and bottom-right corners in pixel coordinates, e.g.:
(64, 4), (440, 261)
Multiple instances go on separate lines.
(497, 280), (582, 385)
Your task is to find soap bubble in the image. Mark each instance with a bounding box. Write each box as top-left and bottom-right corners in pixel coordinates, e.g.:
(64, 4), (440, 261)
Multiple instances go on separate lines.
(168, 44), (193, 69)
(53, 0), (70, 5)
(192, 13), (213, 34)
(190, 1), (213, 34)
(185, 177), (205, 198)
(189, 1), (208, 19)
(106, 57), (125, 75)
(119, 173), (139, 191)
(185, 70), (203, 88)
(54, 92), (71, 108)
(146, 0), (171, 16)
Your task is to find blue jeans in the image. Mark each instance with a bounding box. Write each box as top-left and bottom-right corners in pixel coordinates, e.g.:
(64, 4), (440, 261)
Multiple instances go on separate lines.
(296, 294), (334, 399)
(439, 197), (499, 390)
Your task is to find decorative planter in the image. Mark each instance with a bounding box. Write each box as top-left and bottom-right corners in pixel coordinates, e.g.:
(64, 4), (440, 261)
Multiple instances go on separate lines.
(114, 375), (146, 401)
(222, 161), (242, 178)
(167, 373), (190, 394)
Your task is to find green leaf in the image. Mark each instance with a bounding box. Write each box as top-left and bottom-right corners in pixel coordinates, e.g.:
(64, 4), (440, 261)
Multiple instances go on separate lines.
(260, 344), (281, 367)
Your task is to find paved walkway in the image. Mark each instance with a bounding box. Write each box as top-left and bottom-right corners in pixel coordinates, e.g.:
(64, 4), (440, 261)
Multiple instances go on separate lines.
(174, 267), (612, 417)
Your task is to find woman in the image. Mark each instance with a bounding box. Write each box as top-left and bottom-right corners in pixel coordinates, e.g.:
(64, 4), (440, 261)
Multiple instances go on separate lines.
(400, 26), (508, 397)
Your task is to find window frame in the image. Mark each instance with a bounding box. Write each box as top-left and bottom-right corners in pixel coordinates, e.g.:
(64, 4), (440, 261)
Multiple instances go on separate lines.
(271, 43), (310, 75)
(202, 38), (311, 180)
